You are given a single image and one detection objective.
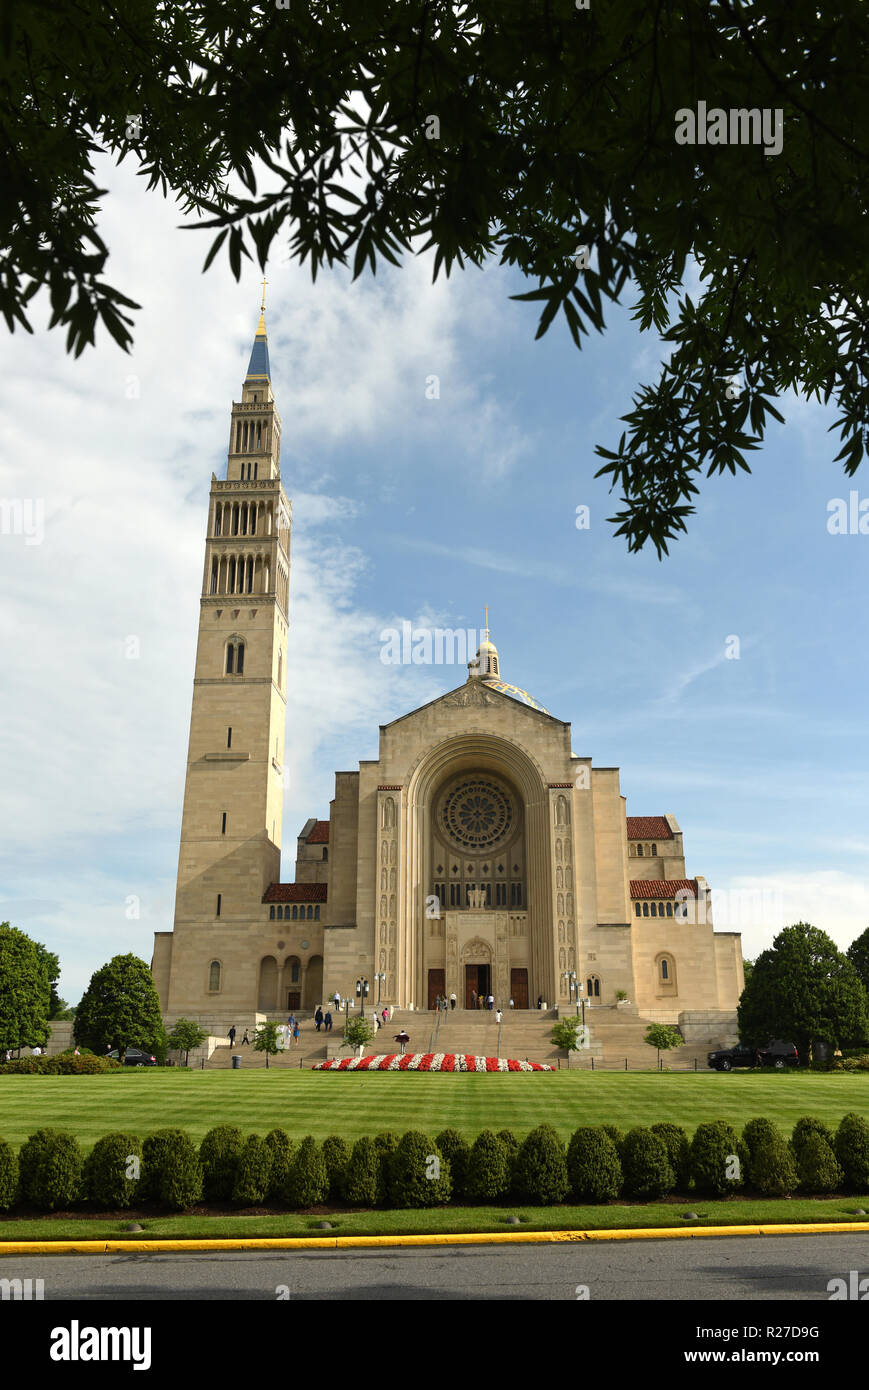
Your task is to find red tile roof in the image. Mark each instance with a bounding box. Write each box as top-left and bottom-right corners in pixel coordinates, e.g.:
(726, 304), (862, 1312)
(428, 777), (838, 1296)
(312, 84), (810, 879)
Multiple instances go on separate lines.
(307, 820), (330, 844)
(630, 878), (697, 899)
(626, 816), (673, 840)
(263, 882), (328, 903)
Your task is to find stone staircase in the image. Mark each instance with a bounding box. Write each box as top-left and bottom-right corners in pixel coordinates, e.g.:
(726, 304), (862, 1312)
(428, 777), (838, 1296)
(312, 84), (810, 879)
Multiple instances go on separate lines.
(325, 1006), (562, 1063)
(566, 1004), (730, 1070)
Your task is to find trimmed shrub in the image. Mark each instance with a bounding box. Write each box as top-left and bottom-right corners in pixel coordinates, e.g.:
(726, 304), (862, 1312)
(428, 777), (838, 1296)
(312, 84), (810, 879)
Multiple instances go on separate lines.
(0, 1057), (48, 1074)
(264, 1129), (295, 1200)
(18, 1129), (83, 1210)
(835, 1113), (869, 1190)
(514, 1124), (569, 1205)
(795, 1133), (843, 1194)
(791, 1116), (835, 1156)
(650, 1123), (690, 1190)
(0, 1138), (19, 1210)
(388, 1131), (452, 1208)
(621, 1127), (675, 1199)
(44, 1053), (120, 1074)
(689, 1121), (747, 1196)
(342, 1137), (381, 1208)
(232, 1135), (273, 1206)
(497, 1129), (520, 1194)
(599, 1124), (624, 1156)
(567, 1127), (623, 1202)
(141, 1129), (202, 1210)
(374, 1130), (400, 1155)
(465, 1130), (511, 1202)
(374, 1131), (401, 1204)
(282, 1136), (329, 1208)
(83, 1133), (143, 1208)
(744, 1125), (797, 1196)
(199, 1125), (245, 1202)
(435, 1129), (470, 1199)
(321, 1135), (351, 1199)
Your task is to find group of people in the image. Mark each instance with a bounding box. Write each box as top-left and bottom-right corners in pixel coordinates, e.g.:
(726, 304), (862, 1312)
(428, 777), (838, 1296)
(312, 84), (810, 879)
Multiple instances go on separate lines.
(469, 991), (497, 1011)
(432, 993), (457, 1011)
(312, 1008), (334, 1032)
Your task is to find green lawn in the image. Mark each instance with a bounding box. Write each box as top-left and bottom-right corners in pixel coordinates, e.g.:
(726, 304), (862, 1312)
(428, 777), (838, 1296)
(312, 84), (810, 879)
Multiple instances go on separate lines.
(2, 1197), (868, 1243)
(0, 1070), (867, 1151)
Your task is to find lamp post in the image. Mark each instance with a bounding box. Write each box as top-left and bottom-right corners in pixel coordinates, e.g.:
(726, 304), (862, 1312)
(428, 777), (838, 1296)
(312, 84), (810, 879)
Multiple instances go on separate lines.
(356, 977), (369, 1018)
(374, 972), (385, 1006)
(562, 970), (580, 1015)
(577, 980), (586, 1027)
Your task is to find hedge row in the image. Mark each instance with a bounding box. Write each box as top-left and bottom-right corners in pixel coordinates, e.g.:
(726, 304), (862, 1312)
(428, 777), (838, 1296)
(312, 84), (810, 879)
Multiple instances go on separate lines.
(0, 1055), (123, 1075)
(0, 1114), (867, 1213)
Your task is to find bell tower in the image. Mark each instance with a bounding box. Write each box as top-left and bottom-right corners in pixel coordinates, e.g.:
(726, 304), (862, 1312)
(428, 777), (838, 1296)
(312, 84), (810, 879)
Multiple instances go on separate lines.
(159, 289), (292, 1015)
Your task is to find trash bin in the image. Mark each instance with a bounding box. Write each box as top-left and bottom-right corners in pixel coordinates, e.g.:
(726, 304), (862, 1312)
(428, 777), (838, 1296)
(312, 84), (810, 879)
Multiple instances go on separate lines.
(232, 1054), (241, 1069)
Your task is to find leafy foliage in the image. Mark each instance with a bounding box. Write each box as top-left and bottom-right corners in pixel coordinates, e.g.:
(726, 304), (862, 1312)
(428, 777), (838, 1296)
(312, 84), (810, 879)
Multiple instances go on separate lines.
(74, 954), (167, 1059)
(435, 1128), (470, 1198)
(791, 1116), (836, 1156)
(738, 923), (869, 1055)
(834, 1113), (869, 1191)
(4, 4), (869, 551)
(141, 1129), (203, 1210)
(650, 1123), (691, 1190)
(232, 1135), (273, 1206)
(342, 1016), (376, 1051)
(166, 1019), (208, 1064)
(742, 1121), (797, 1196)
(567, 1127), (623, 1203)
(321, 1135), (351, 1198)
(550, 1018), (584, 1053)
(620, 1127), (675, 1199)
(387, 1131), (452, 1208)
(0, 923), (57, 1050)
(199, 1125), (246, 1202)
(793, 1133), (843, 1195)
(644, 1024), (683, 1063)
(514, 1124), (569, 1205)
(263, 1129), (295, 1200)
(282, 1136), (329, 1208)
(846, 928), (869, 997)
(83, 1133), (143, 1209)
(689, 1121), (747, 1196)
(465, 1129), (511, 1202)
(0, 1138), (19, 1211)
(253, 1022), (282, 1057)
(342, 1137), (381, 1207)
(18, 1128), (83, 1210)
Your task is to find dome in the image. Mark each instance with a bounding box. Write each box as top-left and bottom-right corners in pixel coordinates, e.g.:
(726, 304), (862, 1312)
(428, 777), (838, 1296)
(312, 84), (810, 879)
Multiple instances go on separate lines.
(481, 676), (549, 714)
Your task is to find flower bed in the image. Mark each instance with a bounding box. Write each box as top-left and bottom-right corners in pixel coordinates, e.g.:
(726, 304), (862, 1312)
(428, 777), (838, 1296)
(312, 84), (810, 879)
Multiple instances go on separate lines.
(312, 1053), (553, 1072)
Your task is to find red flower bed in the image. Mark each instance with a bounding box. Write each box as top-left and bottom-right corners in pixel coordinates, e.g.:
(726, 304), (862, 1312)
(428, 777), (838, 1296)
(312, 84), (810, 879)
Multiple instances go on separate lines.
(312, 1053), (553, 1072)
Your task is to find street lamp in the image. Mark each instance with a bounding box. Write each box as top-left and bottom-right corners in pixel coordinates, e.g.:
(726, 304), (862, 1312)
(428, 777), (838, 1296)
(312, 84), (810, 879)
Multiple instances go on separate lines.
(356, 977), (369, 1018)
(562, 970), (580, 1015)
(374, 972), (386, 1005)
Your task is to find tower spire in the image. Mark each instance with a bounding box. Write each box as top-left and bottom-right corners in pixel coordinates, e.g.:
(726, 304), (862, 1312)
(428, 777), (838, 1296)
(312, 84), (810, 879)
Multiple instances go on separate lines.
(246, 289), (270, 382)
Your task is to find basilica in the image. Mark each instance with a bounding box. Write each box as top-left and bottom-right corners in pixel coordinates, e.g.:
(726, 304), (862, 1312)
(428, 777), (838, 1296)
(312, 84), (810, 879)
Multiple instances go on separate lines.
(151, 306), (744, 1032)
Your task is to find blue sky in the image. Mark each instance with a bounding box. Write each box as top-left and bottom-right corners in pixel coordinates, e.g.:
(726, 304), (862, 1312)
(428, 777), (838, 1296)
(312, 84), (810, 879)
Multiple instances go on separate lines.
(1, 156), (867, 1003)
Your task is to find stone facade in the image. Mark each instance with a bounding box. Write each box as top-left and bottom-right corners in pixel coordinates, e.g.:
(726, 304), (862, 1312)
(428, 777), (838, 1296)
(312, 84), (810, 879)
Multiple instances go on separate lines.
(152, 312), (744, 1028)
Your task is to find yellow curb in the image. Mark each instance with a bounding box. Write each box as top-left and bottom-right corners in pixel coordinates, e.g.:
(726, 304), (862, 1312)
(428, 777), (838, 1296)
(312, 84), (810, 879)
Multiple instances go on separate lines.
(1, 1221), (868, 1255)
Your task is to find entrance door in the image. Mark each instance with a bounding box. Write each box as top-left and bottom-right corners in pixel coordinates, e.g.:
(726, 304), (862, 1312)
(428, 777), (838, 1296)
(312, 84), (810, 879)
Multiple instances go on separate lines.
(510, 968), (529, 1009)
(286, 991), (301, 1011)
(428, 969), (445, 1009)
(465, 964), (491, 1008)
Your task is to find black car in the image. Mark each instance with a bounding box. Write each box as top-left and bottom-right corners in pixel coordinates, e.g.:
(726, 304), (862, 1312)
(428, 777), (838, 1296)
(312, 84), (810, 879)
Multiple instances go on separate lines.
(107, 1047), (158, 1067)
(707, 1039), (799, 1071)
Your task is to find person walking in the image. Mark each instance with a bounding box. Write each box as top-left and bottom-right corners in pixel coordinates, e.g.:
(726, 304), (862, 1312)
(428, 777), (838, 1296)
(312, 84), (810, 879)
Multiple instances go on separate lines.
(241, 1028), (250, 1046)
(495, 1007), (502, 1024)
(227, 1026), (236, 1050)
(292, 1022), (301, 1047)
(381, 1007), (388, 1026)
(509, 997), (514, 1009)
(471, 989), (477, 1010)
(487, 993), (494, 1011)
(394, 1029), (410, 1056)
(314, 1006), (324, 1032)
(450, 992), (456, 1010)
(287, 1013), (295, 1030)
(324, 1010), (333, 1032)
(434, 993), (441, 1012)
(333, 990), (340, 1011)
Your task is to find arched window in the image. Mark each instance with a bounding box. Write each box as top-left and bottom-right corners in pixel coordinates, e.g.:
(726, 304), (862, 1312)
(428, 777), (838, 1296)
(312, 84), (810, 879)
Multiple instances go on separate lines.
(661, 958), (669, 980)
(315, 905), (320, 920)
(635, 902), (641, 917)
(666, 902), (673, 917)
(208, 960), (221, 992)
(291, 905), (298, 920)
(307, 905), (313, 920)
(225, 644), (234, 675)
(586, 975), (600, 998)
(650, 902), (657, 916)
(236, 641), (244, 674)
(636, 843), (643, 856)
(651, 844), (657, 856)
(323, 847), (328, 862)
(277, 906), (283, 920)
(269, 906), (275, 920)
(643, 902), (649, 916)
(277, 650), (282, 687)
(291, 961), (300, 983)
(658, 902), (664, 916)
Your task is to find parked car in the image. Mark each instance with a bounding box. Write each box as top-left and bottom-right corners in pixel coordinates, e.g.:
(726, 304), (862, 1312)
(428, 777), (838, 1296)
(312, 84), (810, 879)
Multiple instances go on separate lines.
(106, 1047), (158, 1067)
(707, 1039), (799, 1071)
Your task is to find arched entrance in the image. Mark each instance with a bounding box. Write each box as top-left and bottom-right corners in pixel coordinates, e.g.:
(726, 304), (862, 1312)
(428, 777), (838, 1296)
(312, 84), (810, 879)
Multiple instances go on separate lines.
(282, 955), (301, 1011)
(304, 954), (323, 1008)
(462, 937), (493, 1009)
(258, 955), (278, 1012)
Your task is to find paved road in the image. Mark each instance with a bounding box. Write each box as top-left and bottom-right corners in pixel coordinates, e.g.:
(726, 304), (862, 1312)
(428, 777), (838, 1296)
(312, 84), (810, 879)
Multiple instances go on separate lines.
(5, 1234), (869, 1300)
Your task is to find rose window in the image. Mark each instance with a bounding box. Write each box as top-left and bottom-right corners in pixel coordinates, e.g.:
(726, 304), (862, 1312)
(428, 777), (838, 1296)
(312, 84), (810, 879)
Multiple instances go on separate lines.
(441, 779), (514, 850)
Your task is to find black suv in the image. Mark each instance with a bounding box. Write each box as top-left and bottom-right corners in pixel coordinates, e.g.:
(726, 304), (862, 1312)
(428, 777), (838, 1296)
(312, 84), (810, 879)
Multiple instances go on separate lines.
(707, 1039), (799, 1071)
(106, 1047), (158, 1067)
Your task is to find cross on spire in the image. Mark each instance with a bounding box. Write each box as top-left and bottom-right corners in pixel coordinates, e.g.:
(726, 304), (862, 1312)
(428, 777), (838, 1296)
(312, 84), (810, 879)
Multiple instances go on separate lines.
(260, 276), (268, 312)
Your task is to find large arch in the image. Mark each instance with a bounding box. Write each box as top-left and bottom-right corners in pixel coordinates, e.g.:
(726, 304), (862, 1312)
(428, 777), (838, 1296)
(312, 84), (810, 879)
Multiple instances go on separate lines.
(401, 731), (553, 1010)
(304, 954), (324, 1009)
(257, 955), (278, 1012)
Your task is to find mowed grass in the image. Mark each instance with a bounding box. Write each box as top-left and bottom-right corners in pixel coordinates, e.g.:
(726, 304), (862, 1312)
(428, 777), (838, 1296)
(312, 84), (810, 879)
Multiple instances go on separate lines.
(0, 1070), (867, 1151)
